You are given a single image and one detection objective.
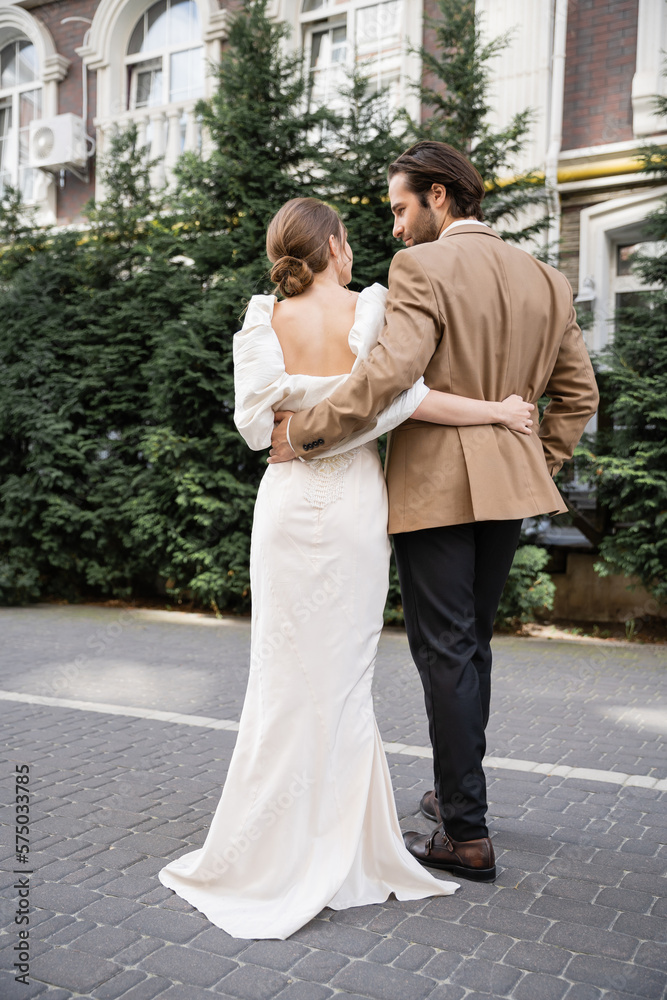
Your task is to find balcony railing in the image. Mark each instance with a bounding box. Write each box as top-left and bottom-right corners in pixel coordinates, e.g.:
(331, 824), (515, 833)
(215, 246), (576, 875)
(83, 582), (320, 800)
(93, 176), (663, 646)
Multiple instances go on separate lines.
(96, 100), (202, 188)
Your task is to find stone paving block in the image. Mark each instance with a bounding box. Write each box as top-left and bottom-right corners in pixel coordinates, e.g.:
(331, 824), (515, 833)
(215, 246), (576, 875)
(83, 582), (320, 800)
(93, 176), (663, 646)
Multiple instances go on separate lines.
(0, 970), (51, 1000)
(366, 907), (409, 934)
(90, 969), (152, 999)
(100, 874), (160, 899)
(450, 956), (523, 995)
(331, 959), (436, 1000)
(290, 950), (350, 983)
(542, 877), (600, 902)
(419, 894), (472, 922)
(620, 872), (667, 894)
(236, 939), (310, 972)
(420, 948), (466, 980)
(473, 933), (514, 961)
(216, 964), (290, 1000)
(505, 940), (571, 975)
(565, 954), (666, 998)
(512, 971), (569, 1000)
(114, 934), (168, 965)
(161, 986), (245, 1000)
(392, 943), (436, 971)
(634, 939), (667, 972)
(545, 920), (640, 962)
(139, 944), (237, 988)
(328, 903), (383, 928)
(543, 857), (623, 886)
(29, 947), (123, 994)
(112, 832), (185, 857)
(420, 986), (466, 1000)
(486, 888), (534, 912)
(529, 894), (614, 927)
(40, 917), (98, 946)
(365, 937), (406, 963)
(121, 906), (208, 943)
(562, 986), (604, 1000)
(290, 919), (381, 956)
(612, 910), (667, 942)
(78, 895), (144, 924)
(97, 976), (174, 1000)
(69, 923), (141, 958)
(273, 984), (333, 1000)
(393, 914), (485, 952)
(188, 926), (251, 958)
(460, 903), (550, 939)
(31, 882), (102, 915)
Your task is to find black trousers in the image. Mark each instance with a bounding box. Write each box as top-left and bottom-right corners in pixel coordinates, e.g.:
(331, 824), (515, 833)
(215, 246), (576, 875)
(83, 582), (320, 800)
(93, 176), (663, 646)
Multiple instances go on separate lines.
(393, 519), (522, 841)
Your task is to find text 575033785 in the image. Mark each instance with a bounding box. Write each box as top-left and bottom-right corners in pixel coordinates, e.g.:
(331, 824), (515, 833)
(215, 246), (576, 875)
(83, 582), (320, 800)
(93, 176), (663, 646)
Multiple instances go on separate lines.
(14, 763), (31, 985)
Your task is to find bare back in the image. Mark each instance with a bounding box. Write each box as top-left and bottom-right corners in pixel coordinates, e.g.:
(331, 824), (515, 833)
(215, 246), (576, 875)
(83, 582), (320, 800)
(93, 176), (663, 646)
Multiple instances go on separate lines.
(271, 286), (359, 377)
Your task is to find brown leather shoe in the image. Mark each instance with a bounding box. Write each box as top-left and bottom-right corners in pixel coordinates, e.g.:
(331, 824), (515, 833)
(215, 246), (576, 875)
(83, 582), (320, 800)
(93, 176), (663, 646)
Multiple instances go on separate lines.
(403, 825), (496, 882)
(420, 789), (440, 823)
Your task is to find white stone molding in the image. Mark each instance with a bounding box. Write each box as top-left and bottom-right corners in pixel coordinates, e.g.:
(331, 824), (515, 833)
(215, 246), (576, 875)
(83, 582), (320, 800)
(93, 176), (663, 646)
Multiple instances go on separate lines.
(577, 186), (667, 353)
(632, 0), (667, 137)
(0, 1), (69, 108)
(79, 0), (226, 119)
(0, 1), (66, 221)
(79, 0), (226, 197)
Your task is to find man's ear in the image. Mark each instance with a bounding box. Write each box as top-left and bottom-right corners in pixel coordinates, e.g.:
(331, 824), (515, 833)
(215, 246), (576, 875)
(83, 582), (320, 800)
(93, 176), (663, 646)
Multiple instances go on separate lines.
(430, 183), (448, 208)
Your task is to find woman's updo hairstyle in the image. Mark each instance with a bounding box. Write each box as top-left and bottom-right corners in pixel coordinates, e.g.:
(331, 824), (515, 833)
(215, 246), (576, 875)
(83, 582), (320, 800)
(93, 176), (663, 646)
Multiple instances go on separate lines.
(266, 197), (345, 297)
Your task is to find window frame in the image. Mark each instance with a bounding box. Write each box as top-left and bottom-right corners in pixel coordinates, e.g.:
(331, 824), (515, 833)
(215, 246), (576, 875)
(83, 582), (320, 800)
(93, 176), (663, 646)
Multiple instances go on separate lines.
(298, 0), (409, 114)
(0, 35), (43, 202)
(124, 0), (204, 112)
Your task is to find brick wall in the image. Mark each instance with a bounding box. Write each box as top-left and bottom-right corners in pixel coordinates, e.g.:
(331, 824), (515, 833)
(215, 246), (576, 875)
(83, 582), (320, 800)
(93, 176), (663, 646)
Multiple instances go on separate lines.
(562, 0), (638, 152)
(32, 0), (99, 222)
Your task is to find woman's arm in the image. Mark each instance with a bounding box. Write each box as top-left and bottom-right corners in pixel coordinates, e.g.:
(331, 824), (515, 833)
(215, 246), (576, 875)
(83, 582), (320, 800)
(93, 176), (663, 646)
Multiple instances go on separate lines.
(413, 391), (534, 435)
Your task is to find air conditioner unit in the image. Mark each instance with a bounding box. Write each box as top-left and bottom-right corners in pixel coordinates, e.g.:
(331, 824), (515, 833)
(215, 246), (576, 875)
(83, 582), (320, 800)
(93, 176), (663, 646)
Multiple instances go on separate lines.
(28, 114), (87, 172)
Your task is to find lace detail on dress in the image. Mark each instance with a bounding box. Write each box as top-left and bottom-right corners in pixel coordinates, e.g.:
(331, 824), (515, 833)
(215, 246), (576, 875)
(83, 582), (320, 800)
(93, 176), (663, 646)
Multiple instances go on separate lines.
(304, 448), (361, 510)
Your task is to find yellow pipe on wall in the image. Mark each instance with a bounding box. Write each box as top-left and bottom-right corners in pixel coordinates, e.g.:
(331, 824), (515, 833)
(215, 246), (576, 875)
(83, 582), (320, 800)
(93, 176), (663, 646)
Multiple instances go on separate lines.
(486, 154), (664, 190)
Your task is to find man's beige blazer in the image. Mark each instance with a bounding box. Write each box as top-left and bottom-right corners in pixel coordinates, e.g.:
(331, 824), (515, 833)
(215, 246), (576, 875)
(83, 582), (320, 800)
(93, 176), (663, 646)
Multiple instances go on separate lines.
(288, 225), (599, 534)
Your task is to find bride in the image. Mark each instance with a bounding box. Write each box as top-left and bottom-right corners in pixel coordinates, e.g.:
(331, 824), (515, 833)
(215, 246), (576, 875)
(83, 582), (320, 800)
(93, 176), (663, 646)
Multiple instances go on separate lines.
(159, 197), (534, 940)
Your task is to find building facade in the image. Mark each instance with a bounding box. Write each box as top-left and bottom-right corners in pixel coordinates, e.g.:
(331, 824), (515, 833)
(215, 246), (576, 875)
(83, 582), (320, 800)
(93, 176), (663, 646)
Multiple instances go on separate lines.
(1, 0), (666, 353)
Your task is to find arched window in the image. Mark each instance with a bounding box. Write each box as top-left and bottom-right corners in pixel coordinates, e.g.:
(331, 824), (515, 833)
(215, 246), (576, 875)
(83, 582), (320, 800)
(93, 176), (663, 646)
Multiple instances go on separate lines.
(125, 0), (204, 111)
(0, 36), (42, 200)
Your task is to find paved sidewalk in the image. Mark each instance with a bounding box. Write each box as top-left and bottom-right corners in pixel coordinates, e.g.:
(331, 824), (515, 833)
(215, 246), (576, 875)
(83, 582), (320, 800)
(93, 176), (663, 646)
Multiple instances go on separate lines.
(1, 605), (666, 1000)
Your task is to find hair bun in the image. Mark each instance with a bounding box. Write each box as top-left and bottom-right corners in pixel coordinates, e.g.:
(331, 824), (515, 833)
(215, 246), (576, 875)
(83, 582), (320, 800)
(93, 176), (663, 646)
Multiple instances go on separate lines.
(270, 254), (314, 297)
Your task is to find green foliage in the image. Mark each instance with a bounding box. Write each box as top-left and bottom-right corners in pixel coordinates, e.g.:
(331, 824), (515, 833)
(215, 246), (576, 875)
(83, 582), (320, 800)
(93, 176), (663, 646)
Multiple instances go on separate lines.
(324, 72), (406, 290)
(409, 0), (550, 247)
(580, 149), (667, 601)
(495, 546), (556, 628)
(0, 0), (555, 610)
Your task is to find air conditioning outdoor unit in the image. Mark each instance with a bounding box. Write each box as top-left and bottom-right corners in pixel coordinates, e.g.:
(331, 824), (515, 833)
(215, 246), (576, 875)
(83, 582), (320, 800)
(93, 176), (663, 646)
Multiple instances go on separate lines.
(28, 114), (87, 173)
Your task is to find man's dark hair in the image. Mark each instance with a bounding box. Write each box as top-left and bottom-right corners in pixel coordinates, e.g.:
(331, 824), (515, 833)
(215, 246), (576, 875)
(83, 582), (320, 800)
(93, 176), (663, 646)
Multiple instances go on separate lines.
(388, 141), (486, 221)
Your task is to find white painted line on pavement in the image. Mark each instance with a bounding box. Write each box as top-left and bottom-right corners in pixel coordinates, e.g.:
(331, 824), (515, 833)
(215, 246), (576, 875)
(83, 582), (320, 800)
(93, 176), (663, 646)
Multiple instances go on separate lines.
(1, 689), (663, 790)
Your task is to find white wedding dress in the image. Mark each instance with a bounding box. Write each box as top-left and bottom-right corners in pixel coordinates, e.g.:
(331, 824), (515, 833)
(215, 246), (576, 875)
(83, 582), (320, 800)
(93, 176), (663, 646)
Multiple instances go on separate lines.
(159, 284), (458, 939)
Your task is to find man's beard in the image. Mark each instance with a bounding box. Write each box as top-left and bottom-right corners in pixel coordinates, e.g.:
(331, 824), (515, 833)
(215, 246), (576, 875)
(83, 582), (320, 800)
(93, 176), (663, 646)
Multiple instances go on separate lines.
(409, 205), (441, 245)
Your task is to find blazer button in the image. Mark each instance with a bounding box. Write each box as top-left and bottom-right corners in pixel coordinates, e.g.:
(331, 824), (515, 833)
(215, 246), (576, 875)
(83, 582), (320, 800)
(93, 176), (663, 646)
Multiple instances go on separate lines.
(317, 439), (324, 445)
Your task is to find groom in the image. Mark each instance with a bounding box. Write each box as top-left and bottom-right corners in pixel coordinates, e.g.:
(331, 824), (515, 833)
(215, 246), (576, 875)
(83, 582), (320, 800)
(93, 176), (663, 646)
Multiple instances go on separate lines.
(270, 141), (599, 881)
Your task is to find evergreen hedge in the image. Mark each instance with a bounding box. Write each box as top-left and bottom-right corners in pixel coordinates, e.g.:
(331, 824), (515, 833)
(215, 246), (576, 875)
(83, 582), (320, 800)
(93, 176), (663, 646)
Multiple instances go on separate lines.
(0, 0), (550, 616)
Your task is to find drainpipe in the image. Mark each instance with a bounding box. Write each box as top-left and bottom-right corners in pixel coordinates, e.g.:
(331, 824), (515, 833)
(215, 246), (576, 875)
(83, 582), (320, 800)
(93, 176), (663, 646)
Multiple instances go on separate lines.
(545, 0), (568, 261)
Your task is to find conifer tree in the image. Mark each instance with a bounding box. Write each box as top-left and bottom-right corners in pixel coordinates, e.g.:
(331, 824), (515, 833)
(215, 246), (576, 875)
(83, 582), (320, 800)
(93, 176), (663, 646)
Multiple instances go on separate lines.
(583, 130), (667, 602)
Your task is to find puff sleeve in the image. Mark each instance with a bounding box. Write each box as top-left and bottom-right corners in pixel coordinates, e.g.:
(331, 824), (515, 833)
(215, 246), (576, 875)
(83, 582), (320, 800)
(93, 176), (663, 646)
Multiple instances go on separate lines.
(233, 296), (292, 451)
